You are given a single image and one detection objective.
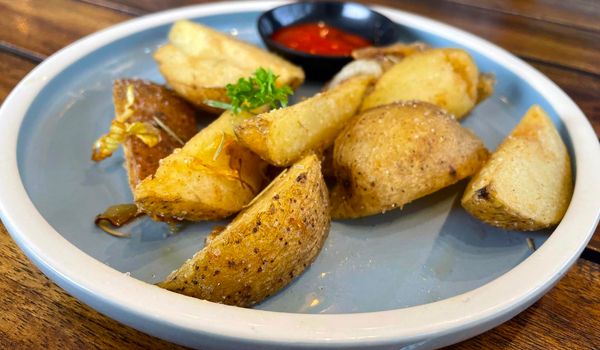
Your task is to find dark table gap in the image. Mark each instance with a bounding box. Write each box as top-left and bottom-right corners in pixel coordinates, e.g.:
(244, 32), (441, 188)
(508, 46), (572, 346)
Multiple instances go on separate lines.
(78, 0), (146, 17)
(581, 248), (600, 263)
(0, 42), (46, 63)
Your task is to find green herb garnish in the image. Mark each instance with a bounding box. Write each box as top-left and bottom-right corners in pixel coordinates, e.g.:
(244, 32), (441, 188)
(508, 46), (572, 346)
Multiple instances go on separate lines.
(205, 68), (293, 114)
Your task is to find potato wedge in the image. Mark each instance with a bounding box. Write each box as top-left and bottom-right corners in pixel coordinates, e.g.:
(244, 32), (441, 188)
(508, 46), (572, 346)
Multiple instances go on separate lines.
(361, 48), (492, 119)
(461, 105), (573, 230)
(154, 20), (305, 112)
(235, 75), (374, 167)
(158, 154), (330, 307)
(112, 80), (197, 192)
(331, 101), (489, 219)
(134, 111), (268, 222)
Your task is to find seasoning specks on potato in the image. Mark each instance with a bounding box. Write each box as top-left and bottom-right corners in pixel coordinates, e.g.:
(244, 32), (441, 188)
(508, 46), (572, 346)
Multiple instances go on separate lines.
(331, 101), (489, 219)
(158, 154), (330, 307)
(235, 75), (374, 167)
(461, 105), (573, 231)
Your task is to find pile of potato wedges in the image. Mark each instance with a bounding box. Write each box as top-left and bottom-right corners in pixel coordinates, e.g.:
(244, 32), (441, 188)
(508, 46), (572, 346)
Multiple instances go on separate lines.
(92, 20), (573, 307)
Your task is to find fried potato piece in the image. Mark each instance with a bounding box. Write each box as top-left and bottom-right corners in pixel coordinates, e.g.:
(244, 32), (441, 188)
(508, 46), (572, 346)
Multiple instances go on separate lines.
(327, 43), (429, 90)
(461, 106), (573, 231)
(351, 42), (429, 61)
(134, 111), (268, 222)
(235, 75), (374, 167)
(331, 101), (489, 219)
(158, 154), (330, 307)
(325, 59), (383, 91)
(361, 48), (492, 119)
(112, 80), (197, 192)
(154, 20), (305, 112)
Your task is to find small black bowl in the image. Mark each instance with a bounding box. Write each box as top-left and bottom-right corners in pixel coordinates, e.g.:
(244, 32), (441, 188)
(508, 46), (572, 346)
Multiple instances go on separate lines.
(257, 1), (400, 81)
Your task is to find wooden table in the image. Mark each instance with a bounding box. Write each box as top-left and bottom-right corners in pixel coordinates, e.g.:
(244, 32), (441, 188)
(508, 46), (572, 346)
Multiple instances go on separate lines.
(1, 0), (599, 348)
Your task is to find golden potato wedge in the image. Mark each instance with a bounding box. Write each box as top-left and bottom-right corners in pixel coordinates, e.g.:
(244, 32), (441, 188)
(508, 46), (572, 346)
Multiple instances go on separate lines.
(154, 20), (305, 112)
(111, 79), (197, 192)
(461, 105), (573, 230)
(235, 75), (374, 167)
(134, 111), (268, 222)
(361, 48), (492, 119)
(158, 154), (330, 307)
(331, 101), (489, 219)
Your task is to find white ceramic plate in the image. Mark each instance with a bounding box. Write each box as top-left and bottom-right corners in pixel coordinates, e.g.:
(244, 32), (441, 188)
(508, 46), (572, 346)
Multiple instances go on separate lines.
(0, 1), (599, 349)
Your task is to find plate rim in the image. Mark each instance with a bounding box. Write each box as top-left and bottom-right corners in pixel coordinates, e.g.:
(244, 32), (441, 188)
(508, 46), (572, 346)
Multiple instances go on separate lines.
(0, 1), (599, 348)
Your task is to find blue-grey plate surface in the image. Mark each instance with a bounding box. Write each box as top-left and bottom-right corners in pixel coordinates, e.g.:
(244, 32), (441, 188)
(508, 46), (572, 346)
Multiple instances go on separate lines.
(18, 11), (564, 314)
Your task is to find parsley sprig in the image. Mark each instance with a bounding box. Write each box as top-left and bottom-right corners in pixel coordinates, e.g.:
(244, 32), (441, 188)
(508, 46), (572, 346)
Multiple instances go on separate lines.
(205, 68), (293, 114)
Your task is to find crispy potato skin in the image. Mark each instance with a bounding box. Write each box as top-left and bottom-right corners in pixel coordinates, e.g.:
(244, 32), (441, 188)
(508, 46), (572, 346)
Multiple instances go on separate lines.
(154, 20), (305, 112)
(235, 75), (374, 167)
(461, 105), (573, 230)
(134, 111), (268, 221)
(361, 48), (484, 119)
(113, 79), (197, 192)
(158, 154), (330, 307)
(331, 101), (489, 219)
(351, 42), (429, 61)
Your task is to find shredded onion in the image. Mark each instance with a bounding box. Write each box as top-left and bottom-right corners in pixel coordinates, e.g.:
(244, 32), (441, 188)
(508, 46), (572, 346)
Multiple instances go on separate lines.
(94, 203), (142, 238)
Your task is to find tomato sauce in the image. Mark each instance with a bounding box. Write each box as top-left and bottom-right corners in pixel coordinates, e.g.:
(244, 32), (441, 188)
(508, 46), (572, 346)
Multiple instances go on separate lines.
(272, 22), (371, 56)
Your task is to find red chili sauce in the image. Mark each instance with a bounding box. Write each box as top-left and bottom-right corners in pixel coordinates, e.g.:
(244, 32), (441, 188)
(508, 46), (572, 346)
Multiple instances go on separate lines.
(271, 22), (371, 56)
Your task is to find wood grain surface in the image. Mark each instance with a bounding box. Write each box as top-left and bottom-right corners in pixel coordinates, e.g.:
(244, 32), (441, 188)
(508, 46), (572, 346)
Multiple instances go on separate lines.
(0, 52), (36, 101)
(446, 0), (600, 32)
(0, 0), (599, 349)
(0, 0), (129, 58)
